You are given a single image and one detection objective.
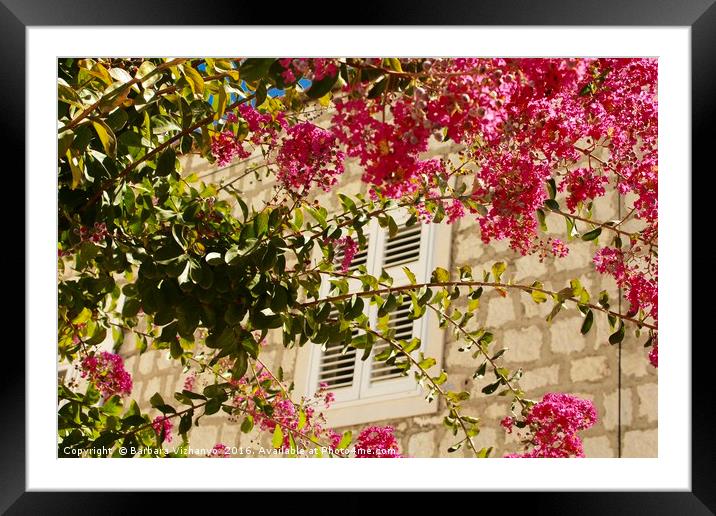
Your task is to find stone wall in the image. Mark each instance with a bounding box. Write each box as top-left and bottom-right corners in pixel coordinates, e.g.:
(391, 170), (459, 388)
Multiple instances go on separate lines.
(119, 143), (657, 458)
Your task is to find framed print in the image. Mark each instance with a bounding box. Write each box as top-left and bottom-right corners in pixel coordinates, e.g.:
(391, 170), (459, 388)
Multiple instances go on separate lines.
(6, 0), (714, 512)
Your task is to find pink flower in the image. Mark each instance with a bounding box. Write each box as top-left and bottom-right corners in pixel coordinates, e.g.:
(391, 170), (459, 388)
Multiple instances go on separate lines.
(151, 415), (173, 443)
(593, 247), (626, 279)
(183, 373), (196, 392)
(323, 392), (336, 409)
(276, 122), (345, 193)
(80, 351), (133, 399)
(504, 393), (597, 458)
(336, 236), (357, 272)
(210, 130), (250, 167)
(445, 198), (466, 224)
(500, 416), (514, 434)
(559, 168), (609, 212)
(355, 426), (402, 458)
(551, 238), (569, 258)
(281, 68), (296, 84)
(649, 339), (658, 368)
(209, 443), (231, 458)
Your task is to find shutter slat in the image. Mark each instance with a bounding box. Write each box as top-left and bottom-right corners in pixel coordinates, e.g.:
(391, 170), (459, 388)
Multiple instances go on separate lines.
(319, 370), (356, 382)
(319, 364), (358, 376)
(320, 356), (357, 368)
(383, 225), (422, 268)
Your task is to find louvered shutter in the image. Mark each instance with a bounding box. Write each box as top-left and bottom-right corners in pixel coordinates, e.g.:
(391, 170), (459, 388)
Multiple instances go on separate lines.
(360, 210), (430, 397)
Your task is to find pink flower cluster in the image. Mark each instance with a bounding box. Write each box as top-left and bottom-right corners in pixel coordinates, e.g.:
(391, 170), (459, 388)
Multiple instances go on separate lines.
(209, 443), (230, 458)
(550, 239), (570, 258)
(593, 246), (658, 326)
(329, 58), (656, 267)
(210, 104), (288, 166)
(331, 98), (446, 199)
(229, 370), (402, 457)
(75, 222), (110, 244)
(183, 373), (196, 392)
(237, 104), (286, 145)
(277, 58), (339, 84)
(649, 339), (658, 368)
(231, 368), (336, 449)
(210, 130), (250, 167)
(336, 236), (357, 272)
(276, 122), (345, 194)
(355, 426), (402, 458)
(504, 393), (597, 458)
(80, 351), (133, 399)
(559, 167), (609, 212)
(151, 415), (173, 443)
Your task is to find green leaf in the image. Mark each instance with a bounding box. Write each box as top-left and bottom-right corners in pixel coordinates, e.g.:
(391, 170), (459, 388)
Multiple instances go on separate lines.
(297, 409), (307, 431)
(239, 58), (275, 83)
(367, 76), (388, 99)
(255, 211), (269, 236)
(581, 227), (602, 241)
(544, 199), (560, 211)
(304, 205), (327, 228)
(344, 294), (364, 320)
(306, 73), (339, 99)
(530, 281), (548, 304)
(431, 267), (450, 283)
(382, 58), (403, 72)
(338, 193), (356, 212)
(402, 266), (417, 285)
(419, 357), (436, 370)
(149, 392), (164, 408)
(491, 262), (506, 282)
(447, 441), (464, 453)
(241, 415), (254, 433)
(581, 309), (594, 334)
(205, 252), (223, 265)
(609, 320), (625, 345)
(472, 362), (487, 379)
(122, 298), (141, 318)
(272, 425), (284, 449)
(292, 208), (303, 230)
(231, 350), (248, 380)
(91, 120), (117, 159)
(481, 381), (501, 395)
(546, 178), (557, 200)
(204, 397), (221, 415)
(536, 209), (548, 232)
(156, 147), (176, 177)
(183, 65), (205, 96)
(337, 431), (352, 449)
(252, 310), (282, 330)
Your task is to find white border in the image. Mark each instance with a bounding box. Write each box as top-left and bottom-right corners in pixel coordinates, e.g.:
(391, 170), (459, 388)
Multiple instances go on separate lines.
(29, 27), (690, 490)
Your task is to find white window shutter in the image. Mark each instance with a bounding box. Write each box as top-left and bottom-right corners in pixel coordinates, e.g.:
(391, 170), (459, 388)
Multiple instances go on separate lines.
(359, 209), (429, 397)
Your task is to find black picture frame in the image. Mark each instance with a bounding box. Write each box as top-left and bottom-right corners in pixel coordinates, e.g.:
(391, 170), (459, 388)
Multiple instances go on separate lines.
(6, 1), (713, 512)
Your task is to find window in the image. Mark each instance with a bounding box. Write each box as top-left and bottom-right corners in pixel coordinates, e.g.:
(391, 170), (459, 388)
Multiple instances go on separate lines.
(293, 210), (452, 427)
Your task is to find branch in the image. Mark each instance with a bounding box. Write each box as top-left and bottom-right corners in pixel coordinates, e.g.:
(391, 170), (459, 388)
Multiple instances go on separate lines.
(300, 279), (657, 331)
(551, 207), (654, 246)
